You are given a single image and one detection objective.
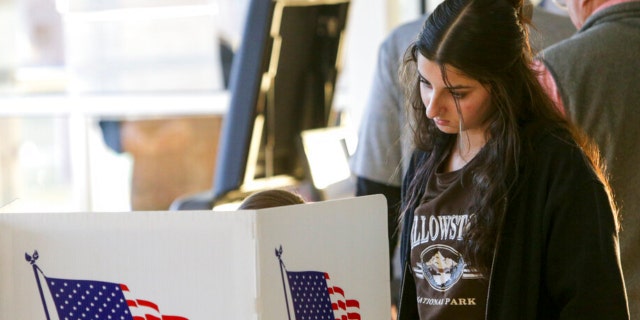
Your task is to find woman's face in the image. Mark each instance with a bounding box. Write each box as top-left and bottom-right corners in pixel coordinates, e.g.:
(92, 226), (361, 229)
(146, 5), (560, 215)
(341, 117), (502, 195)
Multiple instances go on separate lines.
(417, 55), (494, 136)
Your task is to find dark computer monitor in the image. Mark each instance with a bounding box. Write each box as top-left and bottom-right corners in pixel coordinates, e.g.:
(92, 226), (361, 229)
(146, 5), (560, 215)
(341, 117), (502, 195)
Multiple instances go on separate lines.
(171, 0), (350, 209)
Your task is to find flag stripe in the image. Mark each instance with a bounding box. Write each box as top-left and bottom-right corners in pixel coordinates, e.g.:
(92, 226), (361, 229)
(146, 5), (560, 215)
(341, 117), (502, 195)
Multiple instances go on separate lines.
(347, 312), (361, 320)
(346, 300), (359, 308)
(137, 299), (160, 311)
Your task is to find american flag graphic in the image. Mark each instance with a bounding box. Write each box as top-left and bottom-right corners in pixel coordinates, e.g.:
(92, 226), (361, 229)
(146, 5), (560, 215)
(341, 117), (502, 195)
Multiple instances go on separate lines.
(277, 246), (362, 320)
(25, 250), (188, 320)
(286, 271), (361, 320)
(45, 276), (188, 320)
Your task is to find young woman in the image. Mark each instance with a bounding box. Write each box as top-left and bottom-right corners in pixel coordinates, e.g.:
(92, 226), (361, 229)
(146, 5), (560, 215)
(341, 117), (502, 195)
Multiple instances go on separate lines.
(396, 0), (629, 318)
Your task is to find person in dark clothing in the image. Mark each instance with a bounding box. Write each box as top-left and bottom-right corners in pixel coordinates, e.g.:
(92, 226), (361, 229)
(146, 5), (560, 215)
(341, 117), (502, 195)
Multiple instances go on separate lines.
(396, 0), (629, 318)
(350, 4), (574, 316)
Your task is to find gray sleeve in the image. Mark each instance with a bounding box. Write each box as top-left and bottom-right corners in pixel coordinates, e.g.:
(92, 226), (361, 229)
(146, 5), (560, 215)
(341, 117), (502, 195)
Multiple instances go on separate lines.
(349, 32), (406, 186)
(350, 19), (423, 186)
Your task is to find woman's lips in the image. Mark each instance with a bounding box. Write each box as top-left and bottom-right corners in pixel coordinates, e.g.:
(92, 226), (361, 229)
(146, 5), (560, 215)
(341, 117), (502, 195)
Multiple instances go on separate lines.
(434, 118), (449, 126)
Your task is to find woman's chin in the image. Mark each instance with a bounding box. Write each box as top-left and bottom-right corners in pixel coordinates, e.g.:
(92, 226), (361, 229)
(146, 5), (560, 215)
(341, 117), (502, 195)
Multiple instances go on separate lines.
(436, 125), (457, 134)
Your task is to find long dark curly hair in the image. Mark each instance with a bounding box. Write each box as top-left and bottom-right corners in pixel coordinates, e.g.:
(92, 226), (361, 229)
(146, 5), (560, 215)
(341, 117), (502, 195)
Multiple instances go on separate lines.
(399, 0), (613, 276)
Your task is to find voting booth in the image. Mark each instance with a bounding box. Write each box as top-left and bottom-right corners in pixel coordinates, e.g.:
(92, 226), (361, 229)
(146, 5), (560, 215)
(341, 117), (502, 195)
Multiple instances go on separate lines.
(0, 195), (389, 319)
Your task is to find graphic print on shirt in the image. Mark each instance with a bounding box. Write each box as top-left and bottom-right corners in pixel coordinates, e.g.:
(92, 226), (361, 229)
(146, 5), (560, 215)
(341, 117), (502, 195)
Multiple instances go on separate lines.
(410, 162), (488, 318)
(410, 214), (482, 293)
(418, 244), (465, 291)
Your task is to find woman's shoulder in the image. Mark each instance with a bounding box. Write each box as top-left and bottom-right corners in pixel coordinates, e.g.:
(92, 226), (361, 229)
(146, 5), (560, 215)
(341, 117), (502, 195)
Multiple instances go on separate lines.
(524, 125), (600, 179)
(520, 120), (576, 151)
(404, 149), (430, 181)
(410, 149), (429, 162)
(529, 126), (579, 154)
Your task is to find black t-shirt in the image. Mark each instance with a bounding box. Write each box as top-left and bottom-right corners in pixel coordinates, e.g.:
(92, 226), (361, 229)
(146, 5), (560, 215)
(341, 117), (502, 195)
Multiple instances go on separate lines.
(410, 160), (488, 319)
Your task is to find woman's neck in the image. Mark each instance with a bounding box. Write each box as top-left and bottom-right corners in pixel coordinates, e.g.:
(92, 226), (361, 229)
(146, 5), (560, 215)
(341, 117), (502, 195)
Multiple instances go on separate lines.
(445, 132), (486, 172)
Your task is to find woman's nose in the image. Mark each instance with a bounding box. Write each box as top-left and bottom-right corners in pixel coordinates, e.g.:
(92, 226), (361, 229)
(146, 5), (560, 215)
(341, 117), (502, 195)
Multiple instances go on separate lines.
(425, 91), (441, 119)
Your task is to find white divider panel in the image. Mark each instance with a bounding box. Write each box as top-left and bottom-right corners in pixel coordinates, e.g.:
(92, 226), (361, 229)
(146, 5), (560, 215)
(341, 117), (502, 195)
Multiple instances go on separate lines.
(0, 195), (389, 319)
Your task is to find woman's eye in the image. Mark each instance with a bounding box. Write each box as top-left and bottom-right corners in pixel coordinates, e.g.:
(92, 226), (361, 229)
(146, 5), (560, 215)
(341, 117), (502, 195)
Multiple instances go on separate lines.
(450, 91), (464, 98)
(419, 77), (431, 87)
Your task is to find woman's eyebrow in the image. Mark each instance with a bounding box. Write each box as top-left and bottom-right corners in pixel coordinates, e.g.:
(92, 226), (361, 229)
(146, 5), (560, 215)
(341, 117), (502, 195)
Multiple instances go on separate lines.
(417, 69), (472, 90)
(447, 84), (472, 90)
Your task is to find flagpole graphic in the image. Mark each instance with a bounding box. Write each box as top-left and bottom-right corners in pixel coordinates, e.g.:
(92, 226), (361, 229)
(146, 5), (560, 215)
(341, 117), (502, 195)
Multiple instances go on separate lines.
(276, 246), (294, 320)
(276, 246), (362, 320)
(26, 251), (51, 320)
(25, 250), (188, 320)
